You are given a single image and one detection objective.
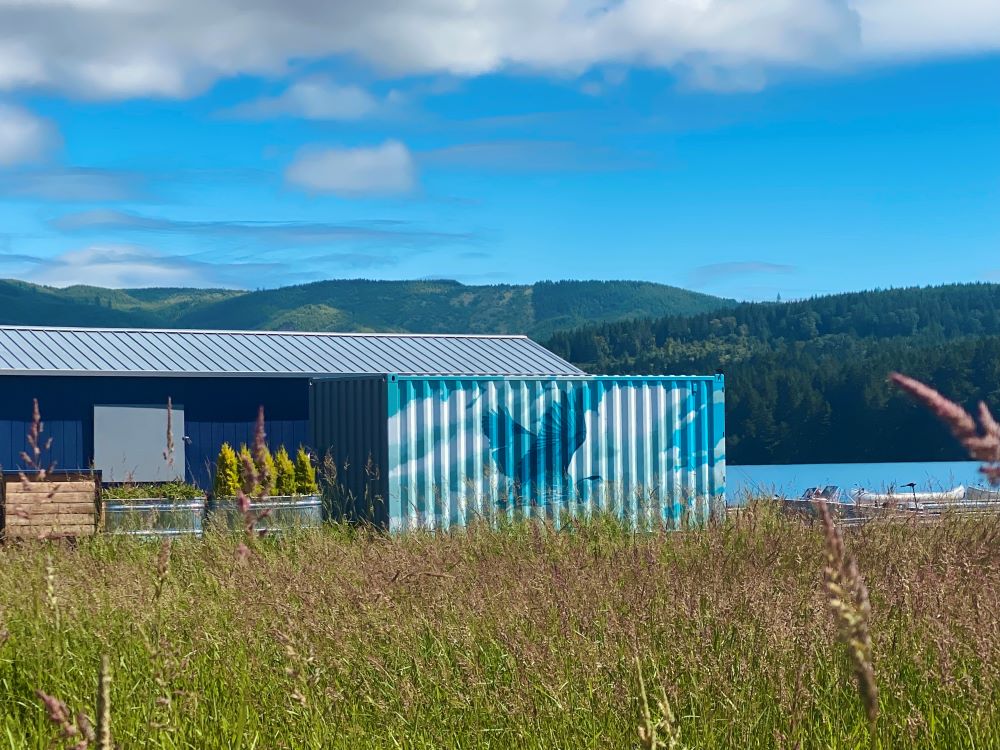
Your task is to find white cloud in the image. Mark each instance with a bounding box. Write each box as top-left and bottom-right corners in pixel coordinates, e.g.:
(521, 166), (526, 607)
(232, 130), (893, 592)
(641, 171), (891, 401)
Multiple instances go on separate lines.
(228, 78), (379, 120)
(0, 103), (59, 165)
(15, 244), (292, 288)
(285, 140), (416, 196)
(853, 0), (1000, 57)
(0, 1), (995, 99)
(6, 240), (443, 288)
(26, 245), (216, 288)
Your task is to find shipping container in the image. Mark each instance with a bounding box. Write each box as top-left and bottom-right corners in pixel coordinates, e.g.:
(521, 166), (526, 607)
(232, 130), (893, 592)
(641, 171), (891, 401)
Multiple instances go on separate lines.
(310, 375), (725, 532)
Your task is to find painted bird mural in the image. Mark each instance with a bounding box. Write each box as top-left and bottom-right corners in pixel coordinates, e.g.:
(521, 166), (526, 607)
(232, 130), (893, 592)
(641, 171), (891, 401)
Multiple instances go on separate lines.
(480, 389), (600, 505)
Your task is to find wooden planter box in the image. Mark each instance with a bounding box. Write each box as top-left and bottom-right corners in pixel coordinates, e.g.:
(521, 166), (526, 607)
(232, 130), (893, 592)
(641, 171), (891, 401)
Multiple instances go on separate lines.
(102, 497), (207, 537)
(1, 472), (100, 540)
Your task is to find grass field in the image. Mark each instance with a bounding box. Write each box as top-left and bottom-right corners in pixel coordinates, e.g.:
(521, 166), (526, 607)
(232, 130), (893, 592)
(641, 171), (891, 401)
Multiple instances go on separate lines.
(1, 504), (998, 748)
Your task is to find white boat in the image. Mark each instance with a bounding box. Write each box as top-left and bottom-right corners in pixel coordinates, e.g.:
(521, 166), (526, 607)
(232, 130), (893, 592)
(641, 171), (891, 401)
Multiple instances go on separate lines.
(801, 485), (854, 503)
(965, 486), (1000, 502)
(855, 485), (965, 505)
(783, 486), (868, 523)
(783, 485), (1000, 524)
(783, 483), (999, 524)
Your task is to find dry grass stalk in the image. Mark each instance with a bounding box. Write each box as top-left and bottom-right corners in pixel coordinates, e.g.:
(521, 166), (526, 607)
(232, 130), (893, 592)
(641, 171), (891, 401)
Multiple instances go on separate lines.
(96, 654), (112, 750)
(815, 499), (878, 727)
(890, 372), (1000, 484)
(36, 689), (70, 731)
(238, 451), (258, 496)
(19, 398), (56, 497)
(636, 656), (684, 750)
(45, 552), (60, 630)
(252, 406), (271, 496)
(153, 538), (172, 605)
(274, 628), (309, 708)
(35, 669), (103, 750)
(163, 397), (174, 468)
(235, 487), (272, 548)
(76, 712), (95, 746)
(35, 689), (87, 748)
(234, 540), (252, 565)
(236, 408), (274, 542)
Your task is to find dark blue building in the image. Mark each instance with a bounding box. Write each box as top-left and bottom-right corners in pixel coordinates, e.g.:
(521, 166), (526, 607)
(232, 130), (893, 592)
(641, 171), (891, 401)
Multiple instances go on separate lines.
(0, 326), (582, 487)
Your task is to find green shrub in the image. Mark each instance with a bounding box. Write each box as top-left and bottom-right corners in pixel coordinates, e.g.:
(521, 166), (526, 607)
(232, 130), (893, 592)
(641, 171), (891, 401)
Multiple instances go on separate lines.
(102, 480), (204, 503)
(294, 446), (318, 495)
(274, 445), (297, 496)
(254, 443), (276, 497)
(214, 442), (240, 498)
(237, 443), (257, 495)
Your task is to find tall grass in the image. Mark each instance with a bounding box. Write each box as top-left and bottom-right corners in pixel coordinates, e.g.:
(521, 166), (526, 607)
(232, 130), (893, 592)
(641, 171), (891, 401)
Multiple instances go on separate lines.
(1, 505), (998, 748)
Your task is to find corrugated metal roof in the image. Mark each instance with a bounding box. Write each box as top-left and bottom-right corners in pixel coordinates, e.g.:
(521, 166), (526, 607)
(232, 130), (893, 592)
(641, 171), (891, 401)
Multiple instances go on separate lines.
(0, 325), (584, 378)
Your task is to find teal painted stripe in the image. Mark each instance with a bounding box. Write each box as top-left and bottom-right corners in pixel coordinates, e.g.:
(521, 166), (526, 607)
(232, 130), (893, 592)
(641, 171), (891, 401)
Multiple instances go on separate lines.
(387, 379), (402, 533)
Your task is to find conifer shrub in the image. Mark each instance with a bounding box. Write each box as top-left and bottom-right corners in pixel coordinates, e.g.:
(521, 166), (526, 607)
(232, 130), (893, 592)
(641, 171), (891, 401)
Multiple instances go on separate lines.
(294, 446), (318, 495)
(254, 443), (276, 498)
(274, 445), (297, 496)
(237, 443), (257, 495)
(213, 442), (240, 499)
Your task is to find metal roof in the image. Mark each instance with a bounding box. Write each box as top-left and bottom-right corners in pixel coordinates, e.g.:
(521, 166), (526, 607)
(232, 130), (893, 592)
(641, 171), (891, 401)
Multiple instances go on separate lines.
(0, 325), (584, 378)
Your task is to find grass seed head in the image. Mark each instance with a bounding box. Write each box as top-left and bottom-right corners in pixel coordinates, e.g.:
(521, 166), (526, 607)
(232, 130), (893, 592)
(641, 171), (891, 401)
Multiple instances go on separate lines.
(97, 653), (112, 750)
(252, 406), (273, 496)
(636, 657), (684, 750)
(36, 689), (73, 735)
(153, 538), (172, 603)
(816, 499), (878, 728)
(163, 396), (174, 467)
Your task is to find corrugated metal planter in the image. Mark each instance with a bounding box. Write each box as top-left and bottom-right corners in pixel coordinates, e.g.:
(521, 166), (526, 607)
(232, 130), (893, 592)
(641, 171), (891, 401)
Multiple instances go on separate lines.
(209, 495), (323, 532)
(103, 498), (206, 537)
(311, 375), (725, 533)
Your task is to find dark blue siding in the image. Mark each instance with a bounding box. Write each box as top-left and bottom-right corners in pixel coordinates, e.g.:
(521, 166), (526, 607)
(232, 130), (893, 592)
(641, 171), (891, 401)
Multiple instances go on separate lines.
(0, 375), (312, 486)
(0, 419), (85, 471)
(185, 419), (309, 488)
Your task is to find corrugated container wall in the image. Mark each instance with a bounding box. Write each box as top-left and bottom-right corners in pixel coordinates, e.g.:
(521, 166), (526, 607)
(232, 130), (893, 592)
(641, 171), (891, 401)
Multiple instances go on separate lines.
(311, 375), (725, 532)
(310, 376), (390, 523)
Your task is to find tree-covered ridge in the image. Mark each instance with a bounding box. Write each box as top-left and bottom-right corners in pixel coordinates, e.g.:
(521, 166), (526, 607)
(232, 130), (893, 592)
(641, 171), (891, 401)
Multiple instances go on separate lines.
(0, 281), (242, 328)
(527, 280), (734, 338)
(0, 278), (732, 337)
(547, 283), (1000, 465)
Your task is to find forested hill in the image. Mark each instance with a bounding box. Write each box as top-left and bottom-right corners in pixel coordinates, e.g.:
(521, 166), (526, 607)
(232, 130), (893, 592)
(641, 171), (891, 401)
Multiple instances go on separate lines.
(547, 283), (1000, 465)
(0, 278), (732, 338)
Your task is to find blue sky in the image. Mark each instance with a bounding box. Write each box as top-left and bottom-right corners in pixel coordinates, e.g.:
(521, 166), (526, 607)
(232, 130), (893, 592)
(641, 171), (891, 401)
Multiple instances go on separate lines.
(0, 1), (997, 301)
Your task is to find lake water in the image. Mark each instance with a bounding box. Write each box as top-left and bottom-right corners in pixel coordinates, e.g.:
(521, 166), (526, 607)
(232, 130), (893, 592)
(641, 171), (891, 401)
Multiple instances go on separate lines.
(727, 461), (985, 504)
